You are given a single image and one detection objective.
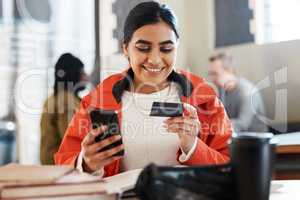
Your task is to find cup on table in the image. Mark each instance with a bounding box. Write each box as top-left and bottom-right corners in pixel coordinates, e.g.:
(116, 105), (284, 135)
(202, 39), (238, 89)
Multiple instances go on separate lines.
(230, 132), (277, 200)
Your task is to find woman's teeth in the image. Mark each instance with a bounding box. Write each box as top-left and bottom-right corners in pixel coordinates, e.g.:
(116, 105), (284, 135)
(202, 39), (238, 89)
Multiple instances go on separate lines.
(143, 66), (163, 72)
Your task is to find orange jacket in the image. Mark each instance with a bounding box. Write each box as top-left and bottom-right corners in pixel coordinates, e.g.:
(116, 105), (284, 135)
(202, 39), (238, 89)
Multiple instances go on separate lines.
(55, 68), (233, 177)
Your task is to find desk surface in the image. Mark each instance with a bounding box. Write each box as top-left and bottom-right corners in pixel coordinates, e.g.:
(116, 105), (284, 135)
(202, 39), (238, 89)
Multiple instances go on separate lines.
(275, 132), (300, 154)
(114, 180), (300, 200)
(119, 180), (300, 200)
(271, 180), (300, 200)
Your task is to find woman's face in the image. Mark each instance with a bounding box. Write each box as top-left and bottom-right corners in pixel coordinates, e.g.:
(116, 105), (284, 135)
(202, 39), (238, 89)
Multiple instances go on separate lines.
(123, 21), (178, 91)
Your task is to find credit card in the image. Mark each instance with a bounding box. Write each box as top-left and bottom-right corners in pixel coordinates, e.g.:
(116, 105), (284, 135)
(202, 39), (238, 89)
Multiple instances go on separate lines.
(150, 102), (183, 117)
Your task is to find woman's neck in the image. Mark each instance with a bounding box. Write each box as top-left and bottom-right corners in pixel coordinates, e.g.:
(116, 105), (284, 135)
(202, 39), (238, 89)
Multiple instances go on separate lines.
(130, 79), (170, 94)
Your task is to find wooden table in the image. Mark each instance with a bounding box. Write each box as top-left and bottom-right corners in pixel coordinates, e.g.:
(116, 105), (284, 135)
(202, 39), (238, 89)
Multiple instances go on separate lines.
(274, 132), (300, 180)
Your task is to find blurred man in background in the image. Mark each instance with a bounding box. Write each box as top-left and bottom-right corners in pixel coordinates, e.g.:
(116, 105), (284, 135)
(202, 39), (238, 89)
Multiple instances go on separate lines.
(208, 52), (267, 133)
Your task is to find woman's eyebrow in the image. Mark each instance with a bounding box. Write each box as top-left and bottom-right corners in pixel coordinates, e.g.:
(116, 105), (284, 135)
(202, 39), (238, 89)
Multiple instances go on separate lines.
(135, 40), (152, 45)
(159, 40), (174, 45)
(135, 40), (175, 45)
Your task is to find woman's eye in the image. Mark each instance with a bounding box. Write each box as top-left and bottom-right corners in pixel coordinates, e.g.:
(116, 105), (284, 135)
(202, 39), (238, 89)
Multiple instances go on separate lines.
(160, 47), (173, 53)
(136, 46), (151, 52)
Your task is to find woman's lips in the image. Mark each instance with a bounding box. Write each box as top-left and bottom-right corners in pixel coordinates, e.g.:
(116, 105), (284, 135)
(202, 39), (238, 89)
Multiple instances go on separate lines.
(142, 65), (165, 73)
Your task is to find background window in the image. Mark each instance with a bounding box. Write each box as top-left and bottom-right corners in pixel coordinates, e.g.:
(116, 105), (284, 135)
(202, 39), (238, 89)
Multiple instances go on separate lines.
(254, 0), (300, 44)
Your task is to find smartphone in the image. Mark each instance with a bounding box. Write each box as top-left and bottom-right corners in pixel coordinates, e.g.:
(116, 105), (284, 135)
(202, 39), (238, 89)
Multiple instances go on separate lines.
(150, 102), (183, 117)
(89, 109), (124, 156)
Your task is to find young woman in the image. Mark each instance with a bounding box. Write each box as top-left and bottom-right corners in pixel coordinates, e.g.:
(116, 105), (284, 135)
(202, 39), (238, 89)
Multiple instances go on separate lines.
(55, 2), (232, 177)
(40, 53), (88, 164)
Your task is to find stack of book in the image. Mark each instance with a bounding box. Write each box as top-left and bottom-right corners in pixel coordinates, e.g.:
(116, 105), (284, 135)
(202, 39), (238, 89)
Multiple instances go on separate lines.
(0, 163), (119, 199)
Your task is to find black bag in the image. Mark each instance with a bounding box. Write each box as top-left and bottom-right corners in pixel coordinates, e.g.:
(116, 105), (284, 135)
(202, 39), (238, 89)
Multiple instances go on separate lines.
(135, 163), (236, 200)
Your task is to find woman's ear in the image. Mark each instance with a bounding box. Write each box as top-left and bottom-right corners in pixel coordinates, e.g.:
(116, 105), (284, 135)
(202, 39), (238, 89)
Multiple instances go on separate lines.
(122, 43), (129, 58)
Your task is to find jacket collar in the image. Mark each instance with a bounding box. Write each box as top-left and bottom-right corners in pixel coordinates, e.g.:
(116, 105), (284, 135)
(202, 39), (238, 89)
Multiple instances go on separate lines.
(112, 68), (193, 103)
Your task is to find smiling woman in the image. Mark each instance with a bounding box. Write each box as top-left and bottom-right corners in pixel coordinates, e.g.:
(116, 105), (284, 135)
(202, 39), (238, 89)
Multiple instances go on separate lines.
(55, 1), (233, 178)
(122, 2), (179, 94)
(123, 21), (178, 94)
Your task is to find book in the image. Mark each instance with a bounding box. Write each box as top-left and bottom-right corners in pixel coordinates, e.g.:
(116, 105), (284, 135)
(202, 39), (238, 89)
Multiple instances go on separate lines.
(0, 163), (73, 184)
(0, 181), (108, 199)
(0, 164), (142, 199)
(0, 170), (114, 199)
(103, 168), (142, 194)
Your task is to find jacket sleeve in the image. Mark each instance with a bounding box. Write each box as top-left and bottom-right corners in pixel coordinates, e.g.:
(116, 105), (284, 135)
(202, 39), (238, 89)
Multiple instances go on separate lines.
(54, 98), (90, 167)
(179, 96), (233, 165)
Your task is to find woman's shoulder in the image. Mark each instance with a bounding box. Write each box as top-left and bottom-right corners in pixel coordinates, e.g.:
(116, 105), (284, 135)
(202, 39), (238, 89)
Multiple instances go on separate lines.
(101, 71), (127, 86)
(80, 70), (127, 107)
(176, 69), (213, 89)
(176, 68), (217, 103)
(175, 68), (206, 84)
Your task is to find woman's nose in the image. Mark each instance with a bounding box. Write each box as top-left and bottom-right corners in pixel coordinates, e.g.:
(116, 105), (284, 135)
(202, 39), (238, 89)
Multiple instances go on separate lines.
(147, 50), (162, 66)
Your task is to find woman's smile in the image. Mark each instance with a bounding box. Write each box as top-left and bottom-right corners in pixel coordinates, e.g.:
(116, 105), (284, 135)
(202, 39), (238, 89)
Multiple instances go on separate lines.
(141, 65), (166, 75)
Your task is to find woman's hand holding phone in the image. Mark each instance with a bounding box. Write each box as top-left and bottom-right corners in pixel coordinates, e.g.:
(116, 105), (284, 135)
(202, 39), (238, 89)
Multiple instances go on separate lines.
(81, 125), (124, 173)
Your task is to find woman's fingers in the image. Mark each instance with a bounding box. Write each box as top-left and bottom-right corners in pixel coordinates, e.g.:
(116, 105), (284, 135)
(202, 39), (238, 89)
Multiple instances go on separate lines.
(183, 103), (198, 119)
(165, 117), (197, 126)
(101, 156), (123, 167)
(81, 125), (125, 172)
(82, 125), (107, 147)
(91, 156), (123, 170)
(167, 124), (198, 136)
(84, 144), (124, 169)
(167, 123), (190, 132)
(165, 118), (200, 136)
(94, 144), (124, 161)
(165, 117), (200, 130)
(87, 134), (122, 155)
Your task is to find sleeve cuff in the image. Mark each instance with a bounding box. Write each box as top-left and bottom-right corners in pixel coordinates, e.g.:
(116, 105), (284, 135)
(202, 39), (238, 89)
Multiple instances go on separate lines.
(76, 150), (105, 177)
(179, 138), (198, 163)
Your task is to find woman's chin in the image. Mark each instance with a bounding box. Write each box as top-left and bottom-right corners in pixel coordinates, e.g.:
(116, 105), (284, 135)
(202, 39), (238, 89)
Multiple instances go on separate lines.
(141, 76), (166, 86)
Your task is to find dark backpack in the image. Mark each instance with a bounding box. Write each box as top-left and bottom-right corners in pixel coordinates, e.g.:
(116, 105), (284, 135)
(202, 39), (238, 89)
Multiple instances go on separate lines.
(134, 163), (236, 200)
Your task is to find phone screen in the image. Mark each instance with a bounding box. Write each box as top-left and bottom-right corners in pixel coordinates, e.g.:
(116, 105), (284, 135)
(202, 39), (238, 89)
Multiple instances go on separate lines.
(89, 109), (124, 156)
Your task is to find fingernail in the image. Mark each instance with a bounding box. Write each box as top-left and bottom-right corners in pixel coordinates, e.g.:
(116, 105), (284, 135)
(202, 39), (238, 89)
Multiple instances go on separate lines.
(116, 135), (122, 139)
(91, 131), (97, 136)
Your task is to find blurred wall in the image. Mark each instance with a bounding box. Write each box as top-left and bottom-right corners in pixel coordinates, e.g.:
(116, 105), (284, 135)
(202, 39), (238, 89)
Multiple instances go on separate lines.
(99, 0), (299, 125)
(99, 0), (188, 78)
(160, 0), (299, 126)
(0, 0), (96, 164)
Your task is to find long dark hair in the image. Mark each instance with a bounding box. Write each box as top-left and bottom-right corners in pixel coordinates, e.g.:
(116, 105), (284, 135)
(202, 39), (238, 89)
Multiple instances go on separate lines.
(123, 1), (179, 46)
(54, 53), (84, 95)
